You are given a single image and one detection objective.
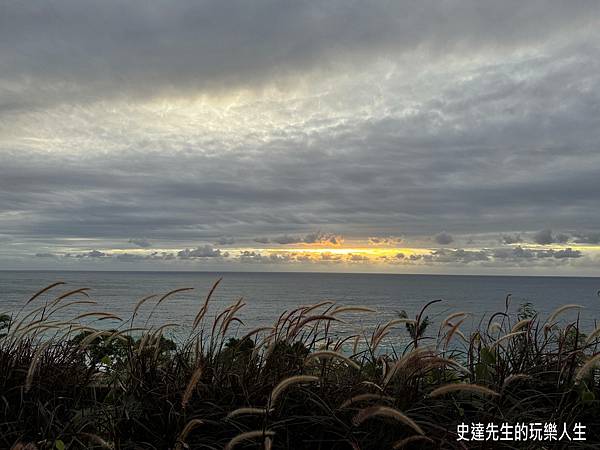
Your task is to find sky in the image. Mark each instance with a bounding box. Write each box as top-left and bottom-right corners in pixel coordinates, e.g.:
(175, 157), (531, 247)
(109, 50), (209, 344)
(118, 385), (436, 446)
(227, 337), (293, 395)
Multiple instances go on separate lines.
(1, 1), (600, 275)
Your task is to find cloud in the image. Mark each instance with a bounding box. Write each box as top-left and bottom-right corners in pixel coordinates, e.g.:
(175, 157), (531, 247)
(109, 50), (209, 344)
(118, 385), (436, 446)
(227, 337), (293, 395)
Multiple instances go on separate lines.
(434, 232), (454, 245)
(303, 232), (343, 245)
(129, 238), (151, 248)
(320, 252), (342, 261)
(1, 2), (600, 274)
(116, 253), (146, 262)
(237, 251), (297, 264)
(81, 251), (178, 262)
(2, 1), (598, 113)
(492, 245), (582, 261)
(494, 246), (535, 259)
(63, 250), (108, 259)
(369, 236), (403, 246)
(538, 248), (582, 259)
(501, 234), (523, 244)
(4, 43), (600, 247)
(238, 250), (269, 263)
(271, 232), (342, 245)
(216, 236), (235, 245)
(177, 245), (222, 258)
(430, 249), (490, 263)
(35, 252), (56, 258)
(85, 250), (107, 258)
(532, 229), (570, 245)
(303, 232), (326, 244)
(552, 248), (582, 259)
(533, 229), (553, 245)
(390, 245), (585, 267)
(573, 232), (600, 244)
(272, 235), (303, 245)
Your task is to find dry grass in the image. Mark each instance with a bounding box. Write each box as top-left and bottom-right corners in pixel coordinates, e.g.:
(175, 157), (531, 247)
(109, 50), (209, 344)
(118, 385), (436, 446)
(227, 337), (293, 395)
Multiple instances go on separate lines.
(2, 280), (600, 449)
(269, 375), (320, 406)
(428, 383), (499, 398)
(352, 405), (424, 434)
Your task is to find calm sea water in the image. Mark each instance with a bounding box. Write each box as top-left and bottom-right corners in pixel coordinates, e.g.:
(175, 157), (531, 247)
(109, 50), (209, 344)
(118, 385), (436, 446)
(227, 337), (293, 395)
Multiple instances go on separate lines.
(1, 271), (599, 341)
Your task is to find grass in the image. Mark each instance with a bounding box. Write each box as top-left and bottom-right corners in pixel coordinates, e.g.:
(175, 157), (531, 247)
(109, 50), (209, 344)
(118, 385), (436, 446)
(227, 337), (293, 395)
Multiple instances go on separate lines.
(1, 281), (600, 449)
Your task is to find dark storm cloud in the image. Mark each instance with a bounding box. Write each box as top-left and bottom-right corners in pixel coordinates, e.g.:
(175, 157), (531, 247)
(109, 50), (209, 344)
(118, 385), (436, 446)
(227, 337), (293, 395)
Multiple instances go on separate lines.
(2, 1), (598, 112)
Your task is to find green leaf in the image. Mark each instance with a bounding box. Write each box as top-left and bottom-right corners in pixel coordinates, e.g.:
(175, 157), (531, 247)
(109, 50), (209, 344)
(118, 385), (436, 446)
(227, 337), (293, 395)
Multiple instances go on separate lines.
(101, 355), (111, 365)
(55, 439), (65, 450)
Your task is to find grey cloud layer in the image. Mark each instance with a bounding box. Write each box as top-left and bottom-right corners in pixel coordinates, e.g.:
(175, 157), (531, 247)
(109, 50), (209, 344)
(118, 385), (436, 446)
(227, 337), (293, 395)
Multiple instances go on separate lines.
(2, 0), (599, 112)
(4, 49), (600, 244)
(1, 1), (600, 273)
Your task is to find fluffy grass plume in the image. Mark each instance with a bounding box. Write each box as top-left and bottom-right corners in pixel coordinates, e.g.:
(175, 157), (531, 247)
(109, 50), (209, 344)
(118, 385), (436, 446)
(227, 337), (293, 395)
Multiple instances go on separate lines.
(269, 375), (319, 406)
(429, 383), (499, 398)
(305, 350), (360, 369)
(352, 406), (424, 435)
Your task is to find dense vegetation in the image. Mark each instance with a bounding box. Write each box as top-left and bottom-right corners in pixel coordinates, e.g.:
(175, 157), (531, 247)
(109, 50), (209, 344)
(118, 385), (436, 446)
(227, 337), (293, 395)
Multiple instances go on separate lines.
(1, 280), (600, 449)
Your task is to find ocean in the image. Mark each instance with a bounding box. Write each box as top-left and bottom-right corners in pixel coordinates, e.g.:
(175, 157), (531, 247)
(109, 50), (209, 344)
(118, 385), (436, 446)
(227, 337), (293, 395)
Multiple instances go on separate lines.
(1, 271), (599, 342)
